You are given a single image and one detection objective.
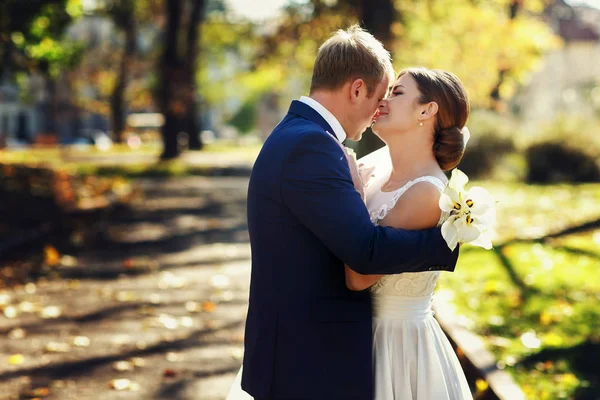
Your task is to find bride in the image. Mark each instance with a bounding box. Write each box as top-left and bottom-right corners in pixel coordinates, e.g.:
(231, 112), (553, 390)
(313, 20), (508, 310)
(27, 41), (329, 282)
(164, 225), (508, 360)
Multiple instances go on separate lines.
(345, 67), (473, 399)
(227, 66), (472, 400)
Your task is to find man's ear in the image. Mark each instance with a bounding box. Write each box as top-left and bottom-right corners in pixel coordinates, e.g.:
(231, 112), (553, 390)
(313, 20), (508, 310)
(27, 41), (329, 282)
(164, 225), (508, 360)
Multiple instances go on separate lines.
(350, 79), (366, 103)
(420, 102), (439, 121)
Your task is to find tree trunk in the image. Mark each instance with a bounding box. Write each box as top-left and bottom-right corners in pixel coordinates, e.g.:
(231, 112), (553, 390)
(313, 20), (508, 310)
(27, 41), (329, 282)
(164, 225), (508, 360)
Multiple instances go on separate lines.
(490, 0), (521, 110)
(159, 0), (184, 160)
(42, 73), (58, 136)
(185, 0), (205, 151)
(110, 0), (136, 144)
(356, 0), (395, 157)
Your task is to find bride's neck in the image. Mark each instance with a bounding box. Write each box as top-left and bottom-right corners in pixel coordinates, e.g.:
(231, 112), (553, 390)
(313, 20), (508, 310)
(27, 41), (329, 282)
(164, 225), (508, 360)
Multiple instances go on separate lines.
(385, 134), (440, 185)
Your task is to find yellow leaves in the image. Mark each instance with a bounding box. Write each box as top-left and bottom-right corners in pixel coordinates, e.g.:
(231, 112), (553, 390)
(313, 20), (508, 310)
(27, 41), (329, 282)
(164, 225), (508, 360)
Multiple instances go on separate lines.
(393, 0), (559, 108)
(202, 301), (217, 313)
(113, 360), (135, 372)
(484, 280), (501, 294)
(45, 342), (71, 353)
(8, 354), (25, 365)
(475, 378), (489, 393)
(539, 311), (552, 326)
(11, 32), (25, 46)
(27, 387), (51, 398)
(44, 246), (60, 267)
(557, 373), (578, 386)
(8, 328), (26, 340)
(65, 0), (84, 18)
(40, 305), (62, 319)
(541, 332), (563, 347)
(73, 336), (91, 347)
(3, 306), (18, 319)
(109, 379), (139, 391)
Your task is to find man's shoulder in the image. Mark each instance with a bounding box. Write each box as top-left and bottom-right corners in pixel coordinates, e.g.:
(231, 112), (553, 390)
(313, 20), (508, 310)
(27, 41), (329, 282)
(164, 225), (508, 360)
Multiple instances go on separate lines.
(269, 115), (338, 150)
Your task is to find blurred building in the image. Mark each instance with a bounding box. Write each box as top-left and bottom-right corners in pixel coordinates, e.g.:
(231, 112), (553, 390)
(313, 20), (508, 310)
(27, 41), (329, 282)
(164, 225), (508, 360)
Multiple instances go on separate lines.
(512, 0), (600, 121)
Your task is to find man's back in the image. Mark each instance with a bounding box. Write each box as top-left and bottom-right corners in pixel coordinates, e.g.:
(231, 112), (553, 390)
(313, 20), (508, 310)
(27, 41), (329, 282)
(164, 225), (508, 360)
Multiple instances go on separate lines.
(243, 106), (374, 399)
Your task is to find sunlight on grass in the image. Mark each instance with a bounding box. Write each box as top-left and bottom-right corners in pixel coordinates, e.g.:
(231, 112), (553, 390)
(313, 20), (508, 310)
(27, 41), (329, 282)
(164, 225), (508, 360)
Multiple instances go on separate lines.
(438, 183), (600, 399)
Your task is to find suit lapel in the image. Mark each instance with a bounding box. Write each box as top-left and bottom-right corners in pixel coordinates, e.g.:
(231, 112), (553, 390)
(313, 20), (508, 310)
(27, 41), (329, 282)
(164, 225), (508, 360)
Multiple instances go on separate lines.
(288, 100), (338, 142)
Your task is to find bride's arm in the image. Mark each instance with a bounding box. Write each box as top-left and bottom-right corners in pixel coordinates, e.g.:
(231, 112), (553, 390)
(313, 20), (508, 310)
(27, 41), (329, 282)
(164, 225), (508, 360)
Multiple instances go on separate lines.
(345, 182), (444, 291)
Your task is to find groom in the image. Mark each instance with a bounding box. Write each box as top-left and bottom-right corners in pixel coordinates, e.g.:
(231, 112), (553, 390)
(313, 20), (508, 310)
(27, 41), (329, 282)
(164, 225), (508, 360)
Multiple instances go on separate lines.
(242, 25), (458, 400)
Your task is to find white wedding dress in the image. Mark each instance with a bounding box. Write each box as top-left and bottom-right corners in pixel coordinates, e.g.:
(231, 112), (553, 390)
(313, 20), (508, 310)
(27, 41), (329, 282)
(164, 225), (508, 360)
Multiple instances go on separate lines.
(366, 174), (473, 400)
(226, 149), (472, 400)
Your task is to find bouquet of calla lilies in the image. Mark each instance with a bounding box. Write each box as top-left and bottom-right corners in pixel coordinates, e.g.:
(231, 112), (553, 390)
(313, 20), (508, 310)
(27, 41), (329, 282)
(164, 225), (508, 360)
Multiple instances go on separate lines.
(439, 169), (496, 251)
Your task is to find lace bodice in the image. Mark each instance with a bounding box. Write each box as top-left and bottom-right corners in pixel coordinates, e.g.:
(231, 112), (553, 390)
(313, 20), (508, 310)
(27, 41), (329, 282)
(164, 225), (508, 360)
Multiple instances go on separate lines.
(366, 176), (447, 297)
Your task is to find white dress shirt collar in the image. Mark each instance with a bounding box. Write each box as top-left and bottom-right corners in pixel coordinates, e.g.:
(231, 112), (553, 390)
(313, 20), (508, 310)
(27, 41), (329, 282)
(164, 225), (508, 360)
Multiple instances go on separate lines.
(299, 96), (347, 143)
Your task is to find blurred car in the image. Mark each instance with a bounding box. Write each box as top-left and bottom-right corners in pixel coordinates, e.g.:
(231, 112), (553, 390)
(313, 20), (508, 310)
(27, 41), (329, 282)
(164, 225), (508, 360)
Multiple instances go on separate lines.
(64, 129), (113, 151)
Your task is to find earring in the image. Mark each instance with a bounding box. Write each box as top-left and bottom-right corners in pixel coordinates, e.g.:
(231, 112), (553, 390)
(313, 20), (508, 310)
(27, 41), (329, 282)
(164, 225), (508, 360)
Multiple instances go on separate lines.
(419, 120), (423, 126)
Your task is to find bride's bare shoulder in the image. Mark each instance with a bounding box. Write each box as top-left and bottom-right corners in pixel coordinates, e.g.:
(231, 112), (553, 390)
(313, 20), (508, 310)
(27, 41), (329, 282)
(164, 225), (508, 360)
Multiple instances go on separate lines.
(381, 182), (442, 230)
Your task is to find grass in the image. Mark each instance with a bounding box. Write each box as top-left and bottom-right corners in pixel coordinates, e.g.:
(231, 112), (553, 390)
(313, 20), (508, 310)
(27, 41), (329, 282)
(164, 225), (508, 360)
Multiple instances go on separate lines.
(437, 182), (600, 400)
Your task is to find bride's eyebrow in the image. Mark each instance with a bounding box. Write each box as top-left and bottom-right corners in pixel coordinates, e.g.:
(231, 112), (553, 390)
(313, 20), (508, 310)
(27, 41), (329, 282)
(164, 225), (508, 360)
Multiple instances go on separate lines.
(392, 84), (405, 91)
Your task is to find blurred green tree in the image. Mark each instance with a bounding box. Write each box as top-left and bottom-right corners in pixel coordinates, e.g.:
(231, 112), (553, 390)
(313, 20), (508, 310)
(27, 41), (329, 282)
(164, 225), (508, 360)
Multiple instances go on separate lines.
(0, 0), (84, 133)
(237, 0), (559, 155)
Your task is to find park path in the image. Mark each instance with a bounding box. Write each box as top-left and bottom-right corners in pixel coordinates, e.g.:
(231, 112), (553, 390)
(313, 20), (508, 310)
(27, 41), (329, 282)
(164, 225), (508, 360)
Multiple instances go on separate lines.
(0, 176), (252, 400)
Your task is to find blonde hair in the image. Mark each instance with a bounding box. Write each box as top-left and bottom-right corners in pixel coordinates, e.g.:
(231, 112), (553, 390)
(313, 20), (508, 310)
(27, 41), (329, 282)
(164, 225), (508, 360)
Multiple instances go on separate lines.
(310, 25), (395, 97)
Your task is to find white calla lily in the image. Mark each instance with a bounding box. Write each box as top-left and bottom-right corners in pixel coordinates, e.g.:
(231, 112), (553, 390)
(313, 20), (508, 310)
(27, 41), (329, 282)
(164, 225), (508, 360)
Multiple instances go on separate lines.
(464, 186), (495, 215)
(441, 215), (460, 251)
(449, 168), (469, 193)
(453, 216), (482, 244)
(438, 169), (497, 251)
(469, 229), (493, 250)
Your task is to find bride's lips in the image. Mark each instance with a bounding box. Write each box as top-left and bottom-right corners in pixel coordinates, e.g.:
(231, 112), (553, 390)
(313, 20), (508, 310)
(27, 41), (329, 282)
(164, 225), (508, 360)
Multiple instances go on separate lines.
(373, 112), (388, 122)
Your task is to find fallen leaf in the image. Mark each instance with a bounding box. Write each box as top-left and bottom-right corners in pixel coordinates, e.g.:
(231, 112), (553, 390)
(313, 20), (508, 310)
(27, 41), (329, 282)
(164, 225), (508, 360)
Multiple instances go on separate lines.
(109, 379), (139, 391)
(166, 352), (184, 362)
(163, 368), (177, 378)
(45, 342), (71, 353)
(113, 360), (134, 372)
(73, 336), (90, 347)
(24, 387), (51, 398)
(210, 274), (230, 289)
(475, 379), (489, 393)
(59, 255), (77, 267)
(185, 301), (201, 313)
(130, 357), (145, 367)
(8, 328), (26, 340)
(44, 246), (60, 267)
(8, 354), (24, 365)
(18, 301), (36, 313)
(115, 291), (137, 302)
(40, 306), (62, 319)
(3, 306), (18, 318)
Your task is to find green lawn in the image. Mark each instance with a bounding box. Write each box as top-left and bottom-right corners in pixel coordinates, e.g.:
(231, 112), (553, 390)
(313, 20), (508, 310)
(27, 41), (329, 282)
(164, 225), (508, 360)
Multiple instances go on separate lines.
(437, 182), (600, 400)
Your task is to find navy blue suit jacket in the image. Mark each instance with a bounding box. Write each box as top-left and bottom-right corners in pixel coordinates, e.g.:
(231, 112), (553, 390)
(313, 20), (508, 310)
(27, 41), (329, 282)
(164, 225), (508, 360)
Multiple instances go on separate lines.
(242, 100), (458, 399)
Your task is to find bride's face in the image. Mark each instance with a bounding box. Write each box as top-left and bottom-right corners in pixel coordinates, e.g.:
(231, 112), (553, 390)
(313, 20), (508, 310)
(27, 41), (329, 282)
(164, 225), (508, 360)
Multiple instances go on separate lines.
(371, 74), (423, 140)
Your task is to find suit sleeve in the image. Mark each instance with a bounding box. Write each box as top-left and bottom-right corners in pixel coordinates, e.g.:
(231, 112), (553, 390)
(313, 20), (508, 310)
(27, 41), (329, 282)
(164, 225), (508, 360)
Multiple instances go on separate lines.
(281, 131), (458, 275)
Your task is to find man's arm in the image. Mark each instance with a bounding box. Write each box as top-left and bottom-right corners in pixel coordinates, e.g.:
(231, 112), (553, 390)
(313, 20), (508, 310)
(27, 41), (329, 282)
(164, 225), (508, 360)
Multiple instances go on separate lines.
(345, 182), (447, 290)
(281, 130), (458, 275)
